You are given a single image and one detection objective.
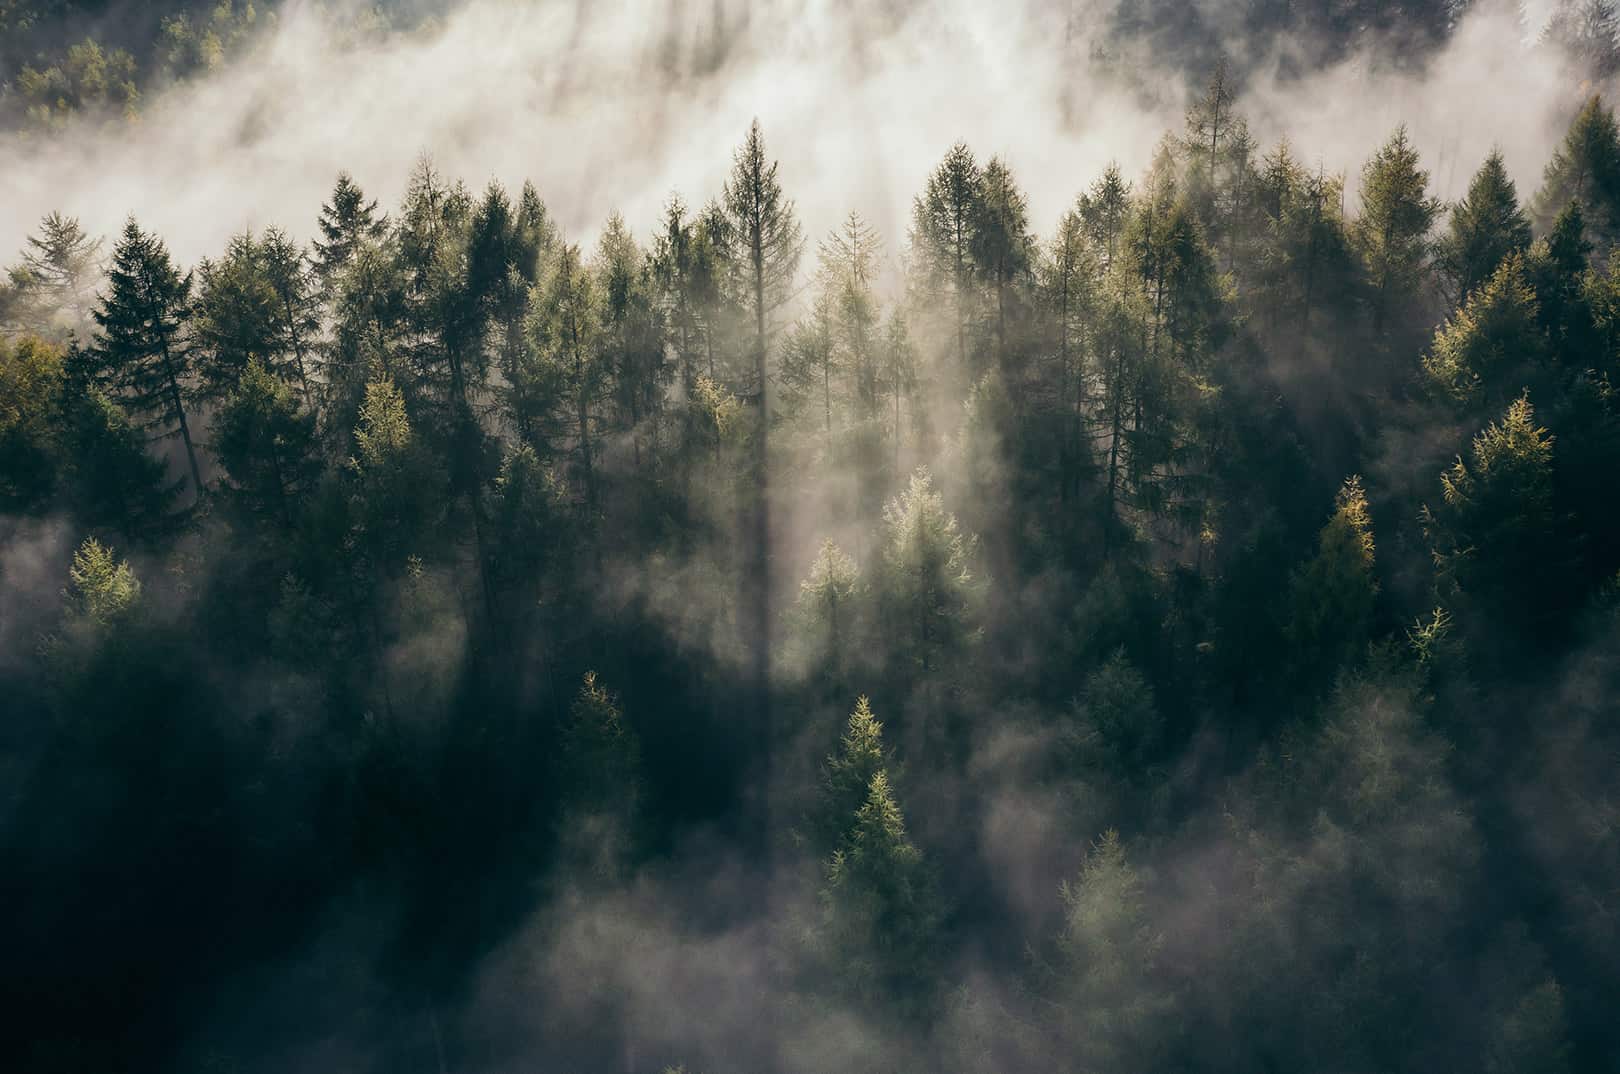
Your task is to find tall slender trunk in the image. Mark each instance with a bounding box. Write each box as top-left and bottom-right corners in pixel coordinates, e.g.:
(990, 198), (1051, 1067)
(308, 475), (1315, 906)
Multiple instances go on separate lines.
(158, 340), (203, 498)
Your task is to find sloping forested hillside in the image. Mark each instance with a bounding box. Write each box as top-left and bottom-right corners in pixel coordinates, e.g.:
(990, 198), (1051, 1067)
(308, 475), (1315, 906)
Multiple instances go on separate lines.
(5, 3), (1620, 1074)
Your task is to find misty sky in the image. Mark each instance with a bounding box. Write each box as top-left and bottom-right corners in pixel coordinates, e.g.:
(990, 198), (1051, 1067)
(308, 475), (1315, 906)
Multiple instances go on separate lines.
(0, 0), (1591, 281)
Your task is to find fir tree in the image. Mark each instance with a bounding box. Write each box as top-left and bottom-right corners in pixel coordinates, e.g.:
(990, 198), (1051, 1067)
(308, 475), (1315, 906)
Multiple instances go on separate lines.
(313, 170), (387, 289)
(93, 219), (202, 497)
(1436, 150), (1533, 304)
(1533, 96), (1620, 240)
(1355, 126), (1441, 340)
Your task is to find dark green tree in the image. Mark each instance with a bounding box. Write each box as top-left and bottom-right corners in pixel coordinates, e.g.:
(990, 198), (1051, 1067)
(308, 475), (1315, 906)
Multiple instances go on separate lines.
(1436, 150), (1533, 304)
(93, 219), (202, 497)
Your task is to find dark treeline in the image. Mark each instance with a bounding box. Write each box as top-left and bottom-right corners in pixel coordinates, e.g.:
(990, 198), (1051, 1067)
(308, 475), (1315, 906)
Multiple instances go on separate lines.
(7, 70), (1620, 1074)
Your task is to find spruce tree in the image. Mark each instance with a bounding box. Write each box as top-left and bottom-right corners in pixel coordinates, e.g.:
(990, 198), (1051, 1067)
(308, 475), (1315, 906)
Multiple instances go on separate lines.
(820, 770), (942, 1016)
(912, 142), (983, 373)
(723, 119), (803, 810)
(971, 157), (1034, 379)
(212, 358), (319, 528)
(1423, 253), (1546, 405)
(1533, 96), (1620, 240)
(1354, 126), (1441, 340)
(1436, 150), (1533, 304)
(313, 171), (387, 289)
(1286, 476), (1379, 689)
(93, 219), (202, 497)
(192, 230), (282, 402)
(14, 211), (102, 335)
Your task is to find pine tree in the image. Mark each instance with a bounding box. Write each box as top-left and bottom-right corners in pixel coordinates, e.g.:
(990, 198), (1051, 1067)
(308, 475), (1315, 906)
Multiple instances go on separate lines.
(0, 334), (65, 509)
(59, 380), (181, 537)
(1071, 649), (1163, 770)
(93, 219), (202, 497)
(1541, 0), (1620, 81)
(1042, 830), (1168, 1073)
(913, 142), (984, 374)
(12, 211), (102, 335)
(1355, 126), (1441, 340)
(556, 672), (641, 877)
(724, 118), (804, 406)
(212, 358), (319, 528)
(793, 539), (861, 692)
(1043, 202), (1101, 509)
(313, 171), (387, 289)
(525, 241), (604, 508)
(778, 293), (839, 441)
(192, 230), (283, 402)
(1527, 202), (1595, 360)
(260, 226), (320, 405)
(724, 119), (803, 798)
(1422, 395), (1573, 636)
(878, 309), (918, 470)
(971, 158), (1034, 379)
(64, 536), (141, 626)
(1423, 253), (1546, 404)
(1286, 475), (1379, 688)
(1436, 150), (1533, 304)
(1078, 163), (1132, 271)
(1533, 96), (1620, 240)
(820, 770), (943, 1016)
(348, 373), (442, 575)
(878, 468), (982, 676)
(594, 212), (665, 470)
(812, 694), (892, 851)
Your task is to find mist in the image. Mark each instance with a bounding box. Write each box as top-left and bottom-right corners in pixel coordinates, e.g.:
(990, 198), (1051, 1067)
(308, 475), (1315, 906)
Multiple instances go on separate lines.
(8, 0), (1620, 1071)
(1, 0), (1593, 270)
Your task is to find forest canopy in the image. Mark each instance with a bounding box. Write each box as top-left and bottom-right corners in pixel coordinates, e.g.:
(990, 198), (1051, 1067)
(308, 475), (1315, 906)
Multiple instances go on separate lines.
(5, 2), (1620, 1073)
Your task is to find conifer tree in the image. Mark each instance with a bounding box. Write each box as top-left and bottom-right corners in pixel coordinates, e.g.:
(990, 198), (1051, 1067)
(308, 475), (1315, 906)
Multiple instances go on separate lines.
(93, 219), (202, 497)
(877, 469), (982, 676)
(313, 171), (387, 289)
(1078, 163), (1132, 271)
(913, 142), (984, 372)
(0, 334), (65, 509)
(812, 694), (892, 851)
(878, 309), (918, 470)
(556, 671), (641, 877)
(971, 158), (1034, 379)
(1355, 126), (1441, 340)
(1042, 830), (1168, 1073)
(1072, 650), (1163, 770)
(64, 536), (141, 627)
(724, 118), (804, 407)
(192, 230), (283, 401)
(724, 119), (802, 796)
(1286, 475), (1379, 688)
(260, 226), (320, 405)
(1423, 395), (1573, 635)
(594, 212), (665, 470)
(793, 539), (861, 692)
(525, 242), (604, 508)
(778, 294), (839, 441)
(59, 380), (181, 537)
(1437, 151), (1533, 305)
(1542, 0), (1620, 81)
(1043, 202), (1100, 507)
(1423, 253), (1546, 405)
(820, 770), (942, 1015)
(1533, 96), (1620, 240)
(11, 211), (102, 335)
(1522, 203), (1597, 368)
(212, 358), (319, 528)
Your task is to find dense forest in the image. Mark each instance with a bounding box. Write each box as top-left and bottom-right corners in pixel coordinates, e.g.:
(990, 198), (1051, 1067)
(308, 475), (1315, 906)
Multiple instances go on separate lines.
(6, 1), (1620, 1073)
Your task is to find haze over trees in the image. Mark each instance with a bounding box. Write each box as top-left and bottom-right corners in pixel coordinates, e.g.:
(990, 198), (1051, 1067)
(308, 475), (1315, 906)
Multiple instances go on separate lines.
(7, 4), (1620, 1074)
